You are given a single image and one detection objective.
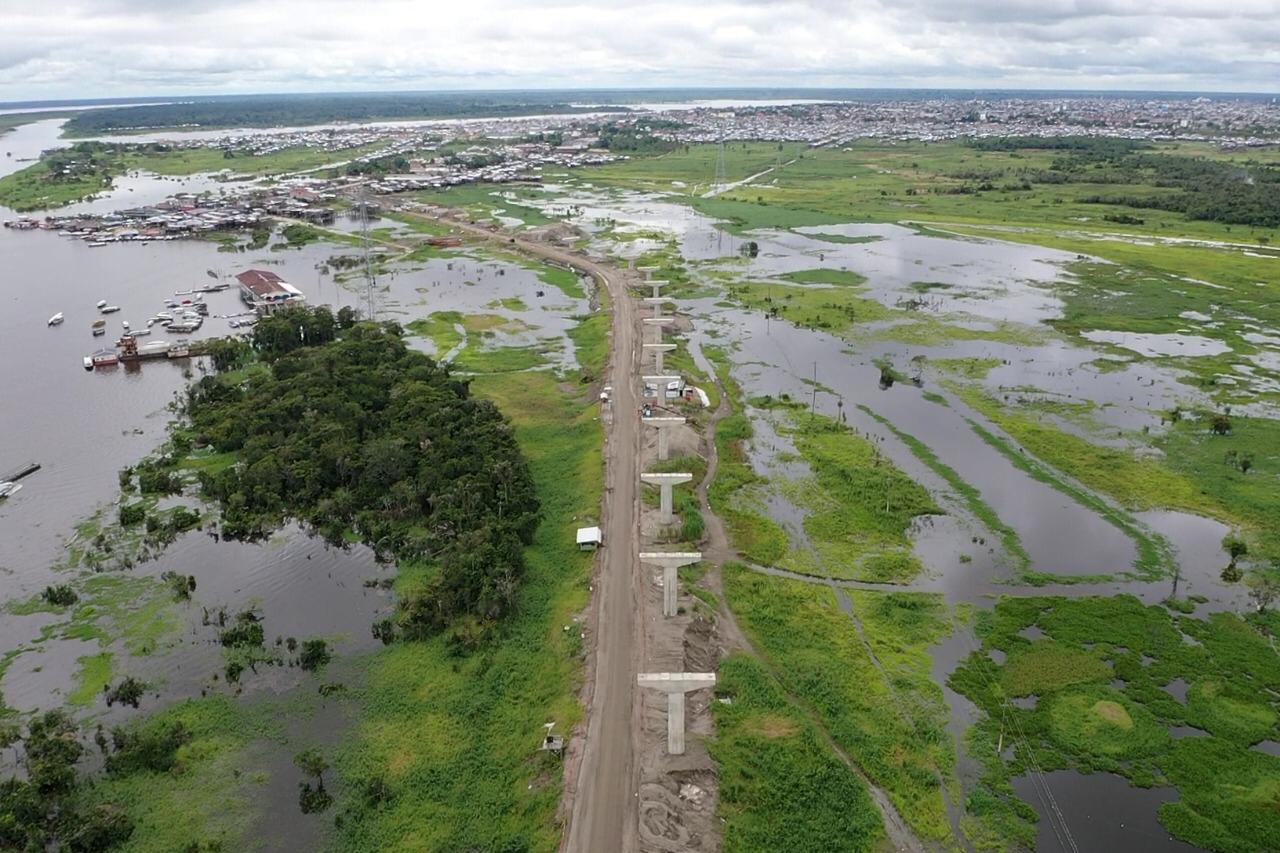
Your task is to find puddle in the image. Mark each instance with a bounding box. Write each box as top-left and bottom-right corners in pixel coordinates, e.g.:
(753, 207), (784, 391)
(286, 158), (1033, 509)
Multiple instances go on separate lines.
(1252, 740), (1280, 757)
(1169, 725), (1210, 739)
(1163, 678), (1190, 703)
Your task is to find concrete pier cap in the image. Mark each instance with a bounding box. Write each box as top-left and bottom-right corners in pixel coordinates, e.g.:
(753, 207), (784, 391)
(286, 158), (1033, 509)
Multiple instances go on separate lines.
(641, 415), (686, 460)
(637, 671), (717, 755)
(641, 472), (695, 523)
(639, 551), (702, 617)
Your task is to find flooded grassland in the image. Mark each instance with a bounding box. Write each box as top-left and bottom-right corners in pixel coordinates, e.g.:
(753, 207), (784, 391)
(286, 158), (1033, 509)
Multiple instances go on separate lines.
(526, 150), (1280, 853)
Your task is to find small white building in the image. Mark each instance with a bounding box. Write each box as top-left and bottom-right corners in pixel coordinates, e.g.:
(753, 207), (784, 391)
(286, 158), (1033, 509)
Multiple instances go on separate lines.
(576, 526), (603, 551)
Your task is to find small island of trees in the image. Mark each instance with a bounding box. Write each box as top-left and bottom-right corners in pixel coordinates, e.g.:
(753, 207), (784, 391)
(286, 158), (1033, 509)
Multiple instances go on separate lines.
(188, 308), (541, 641)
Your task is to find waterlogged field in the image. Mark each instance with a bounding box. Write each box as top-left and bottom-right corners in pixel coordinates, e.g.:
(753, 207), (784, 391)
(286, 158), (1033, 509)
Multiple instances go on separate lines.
(559, 138), (1280, 851)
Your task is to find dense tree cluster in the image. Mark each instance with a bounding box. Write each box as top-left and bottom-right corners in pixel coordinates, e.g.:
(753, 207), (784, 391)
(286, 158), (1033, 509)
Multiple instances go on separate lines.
(594, 119), (680, 153)
(186, 309), (540, 633)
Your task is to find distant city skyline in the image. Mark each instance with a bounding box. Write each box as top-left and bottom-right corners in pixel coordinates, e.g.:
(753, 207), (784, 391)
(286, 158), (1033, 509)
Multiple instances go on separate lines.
(3, 0), (1278, 101)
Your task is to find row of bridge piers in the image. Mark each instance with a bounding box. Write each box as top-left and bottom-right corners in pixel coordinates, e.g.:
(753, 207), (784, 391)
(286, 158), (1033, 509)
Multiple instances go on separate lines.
(629, 267), (715, 756)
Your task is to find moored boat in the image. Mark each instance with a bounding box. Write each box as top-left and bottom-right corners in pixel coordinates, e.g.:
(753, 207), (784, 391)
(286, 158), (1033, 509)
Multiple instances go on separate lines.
(101, 305), (120, 314)
(96, 299), (108, 309)
(91, 349), (118, 368)
(83, 355), (93, 370)
(47, 312), (64, 326)
(0, 482), (21, 500)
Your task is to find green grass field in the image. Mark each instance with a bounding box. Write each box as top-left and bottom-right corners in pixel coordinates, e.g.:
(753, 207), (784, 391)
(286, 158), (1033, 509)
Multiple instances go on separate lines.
(712, 654), (887, 852)
(724, 565), (955, 843)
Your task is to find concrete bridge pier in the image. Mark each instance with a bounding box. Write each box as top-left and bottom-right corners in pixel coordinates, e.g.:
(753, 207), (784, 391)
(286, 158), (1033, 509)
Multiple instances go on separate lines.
(642, 415), (685, 461)
(645, 280), (668, 298)
(642, 317), (668, 343)
(642, 342), (676, 374)
(639, 551), (703, 617)
(637, 672), (717, 754)
(643, 296), (670, 319)
(640, 472), (694, 523)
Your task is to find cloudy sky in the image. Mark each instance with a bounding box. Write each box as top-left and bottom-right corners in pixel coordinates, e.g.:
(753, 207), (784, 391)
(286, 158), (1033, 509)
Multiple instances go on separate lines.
(2, 0), (1278, 102)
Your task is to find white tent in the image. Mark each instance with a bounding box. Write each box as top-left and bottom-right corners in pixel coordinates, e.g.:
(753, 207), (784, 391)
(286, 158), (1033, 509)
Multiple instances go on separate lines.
(576, 526), (603, 550)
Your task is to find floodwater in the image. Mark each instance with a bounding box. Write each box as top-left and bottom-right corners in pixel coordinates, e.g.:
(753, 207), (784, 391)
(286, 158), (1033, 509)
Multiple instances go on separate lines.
(0, 113), (593, 813)
(1012, 771), (1201, 852)
(544, 180), (1260, 853)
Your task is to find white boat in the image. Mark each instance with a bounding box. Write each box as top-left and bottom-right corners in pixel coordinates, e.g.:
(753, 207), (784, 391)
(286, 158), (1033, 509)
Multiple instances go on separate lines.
(96, 299), (108, 309)
(48, 312), (64, 326)
(100, 305), (120, 314)
(83, 356), (94, 370)
(88, 241), (107, 248)
(122, 320), (130, 329)
(129, 328), (151, 337)
(0, 482), (21, 500)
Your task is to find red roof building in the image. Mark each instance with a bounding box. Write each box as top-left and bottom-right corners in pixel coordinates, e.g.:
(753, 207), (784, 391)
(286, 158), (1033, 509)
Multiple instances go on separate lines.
(236, 269), (305, 313)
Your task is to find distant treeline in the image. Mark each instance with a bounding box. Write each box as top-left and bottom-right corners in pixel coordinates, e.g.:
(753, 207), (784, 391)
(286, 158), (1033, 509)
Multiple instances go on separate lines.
(189, 309), (540, 638)
(63, 93), (632, 134)
(965, 136), (1280, 227)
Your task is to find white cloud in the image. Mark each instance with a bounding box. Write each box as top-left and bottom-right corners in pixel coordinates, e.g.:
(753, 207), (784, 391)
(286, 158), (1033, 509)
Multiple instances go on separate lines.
(0, 0), (1276, 100)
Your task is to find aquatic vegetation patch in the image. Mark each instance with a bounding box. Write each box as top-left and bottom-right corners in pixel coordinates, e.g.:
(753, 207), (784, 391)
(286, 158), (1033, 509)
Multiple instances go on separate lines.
(1046, 687), (1168, 760)
(1159, 412), (1280, 563)
(949, 594), (1280, 853)
(1000, 641), (1111, 696)
(777, 268), (869, 287)
(724, 281), (893, 334)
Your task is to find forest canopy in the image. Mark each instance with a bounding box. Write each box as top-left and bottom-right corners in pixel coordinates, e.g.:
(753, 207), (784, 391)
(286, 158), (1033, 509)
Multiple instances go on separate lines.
(187, 309), (540, 633)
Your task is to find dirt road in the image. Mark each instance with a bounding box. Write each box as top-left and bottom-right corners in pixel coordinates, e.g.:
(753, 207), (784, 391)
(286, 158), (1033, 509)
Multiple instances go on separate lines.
(557, 253), (642, 853)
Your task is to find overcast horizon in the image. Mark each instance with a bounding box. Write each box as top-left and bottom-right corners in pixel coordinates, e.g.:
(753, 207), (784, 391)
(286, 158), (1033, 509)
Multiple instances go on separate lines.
(3, 0), (1279, 102)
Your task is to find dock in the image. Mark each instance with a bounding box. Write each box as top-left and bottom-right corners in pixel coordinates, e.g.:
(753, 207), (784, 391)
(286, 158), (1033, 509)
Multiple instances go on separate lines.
(1, 462), (40, 482)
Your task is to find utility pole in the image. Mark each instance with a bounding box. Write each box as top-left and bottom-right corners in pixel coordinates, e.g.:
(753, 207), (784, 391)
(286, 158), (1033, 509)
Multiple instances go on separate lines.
(810, 361), (818, 418)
